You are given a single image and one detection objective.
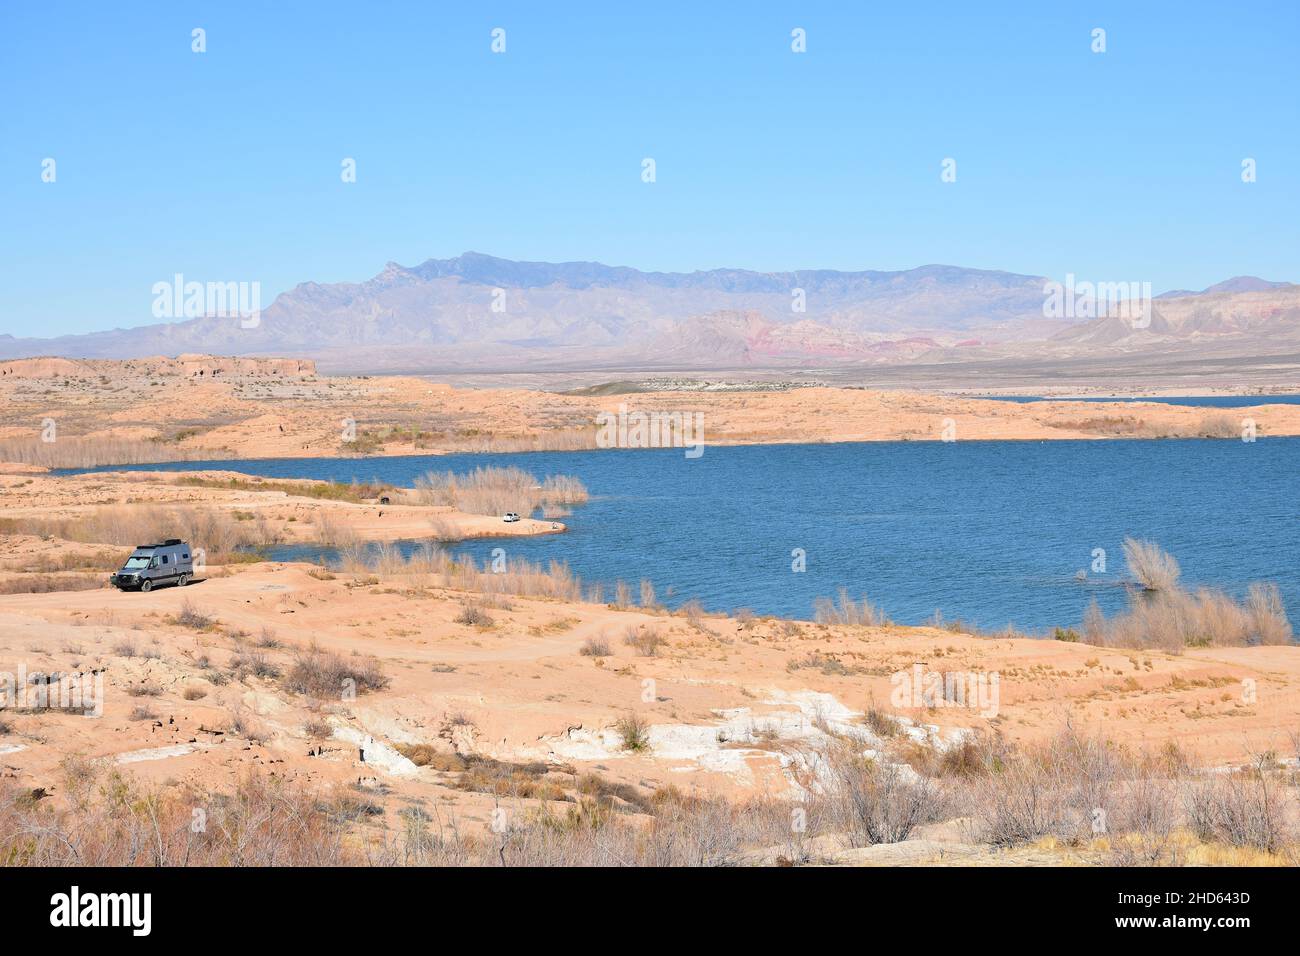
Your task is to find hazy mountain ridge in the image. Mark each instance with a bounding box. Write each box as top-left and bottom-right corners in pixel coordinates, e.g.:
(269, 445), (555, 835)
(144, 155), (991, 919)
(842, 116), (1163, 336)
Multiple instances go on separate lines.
(0, 253), (1294, 373)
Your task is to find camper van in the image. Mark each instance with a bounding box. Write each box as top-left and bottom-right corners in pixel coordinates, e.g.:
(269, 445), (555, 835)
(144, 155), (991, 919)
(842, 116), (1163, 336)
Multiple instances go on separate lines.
(109, 540), (194, 592)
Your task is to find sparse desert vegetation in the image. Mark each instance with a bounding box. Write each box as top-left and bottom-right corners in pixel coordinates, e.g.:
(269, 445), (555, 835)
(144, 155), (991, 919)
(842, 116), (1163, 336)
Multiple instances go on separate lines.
(1081, 539), (1292, 650)
(413, 466), (588, 517)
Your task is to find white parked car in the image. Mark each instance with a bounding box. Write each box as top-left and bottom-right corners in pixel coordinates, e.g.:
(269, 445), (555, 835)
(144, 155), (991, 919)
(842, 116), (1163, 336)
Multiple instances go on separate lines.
(502, 512), (521, 523)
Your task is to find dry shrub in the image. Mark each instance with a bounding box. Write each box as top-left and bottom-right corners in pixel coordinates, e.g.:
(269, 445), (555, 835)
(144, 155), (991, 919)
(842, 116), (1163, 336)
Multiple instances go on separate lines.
(0, 763), (346, 865)
(1182, 767), (1291, 854)
(812, 588), (889, 626)
(615, 713), (650, 752)
(312, 511), (359, 549)
(623, 624), (665, 656)
(825, 744), (944, 846)
(970, 728), (1117, 846)
(0, 437), (228, 469)
(454, 600), (493, 627)
(1246, 582), (1293, 645)
(330, 545), (583, 603)
(579, 635), (611, 657)
(1123, 537), (1180, 592)
(174, 599), (217, 630)
(229, 649), (281, 681)
(303, 718), (333, 740)
(2, 505), (276, 562)
(1092, 584), (1292, 650)
(285, 646), (388, 697)
(1077, 539), (1292, 649)
(0, 574), (105, 594)
(413, 466), (587, 517)
(1194, 412), (1243, 439)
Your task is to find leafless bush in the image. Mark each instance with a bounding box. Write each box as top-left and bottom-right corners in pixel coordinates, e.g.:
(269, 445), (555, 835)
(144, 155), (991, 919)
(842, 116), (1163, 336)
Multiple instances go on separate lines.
(1089, 581), (1293, 650)
(1123, 537), (1180, 592)
(623, 624), (665, 656)
(1183, 766), (1291, 854)
(0, 574), (105, 594)
(825, 746), (944, 846)
(1246, 582), (1293, 645)
(579, 635), (611, 657)
(284, 646), (388, 697)
(1, 505), (275, 562)
(813, 588), (889, 626)
(230, 648), (281, 681)
(174, 600), (216, 630)
(454, 600), (493, 627)
(970, 728), (1116, 846)
(1194, 412), (1243, 439)
(412, 466), (587, 517)
(0, 437), (229, 469)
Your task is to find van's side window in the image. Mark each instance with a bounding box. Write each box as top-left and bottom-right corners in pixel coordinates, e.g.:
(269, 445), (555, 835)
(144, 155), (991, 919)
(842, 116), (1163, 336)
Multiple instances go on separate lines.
(182, 554), (189, 561)
(161, 555), (169, 565)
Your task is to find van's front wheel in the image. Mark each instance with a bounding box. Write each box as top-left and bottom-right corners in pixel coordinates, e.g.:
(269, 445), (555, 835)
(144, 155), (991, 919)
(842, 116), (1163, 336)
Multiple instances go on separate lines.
(140, 579), (153, 593)
(177, 574), (189, 587)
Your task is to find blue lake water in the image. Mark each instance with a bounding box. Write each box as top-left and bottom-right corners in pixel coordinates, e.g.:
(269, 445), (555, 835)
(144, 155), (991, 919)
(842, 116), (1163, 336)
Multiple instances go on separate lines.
(76, 439), (1299, 632)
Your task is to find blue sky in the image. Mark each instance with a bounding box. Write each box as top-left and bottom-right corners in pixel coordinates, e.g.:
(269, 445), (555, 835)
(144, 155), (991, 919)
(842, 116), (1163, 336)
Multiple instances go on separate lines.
(1, 1), (1296, 336)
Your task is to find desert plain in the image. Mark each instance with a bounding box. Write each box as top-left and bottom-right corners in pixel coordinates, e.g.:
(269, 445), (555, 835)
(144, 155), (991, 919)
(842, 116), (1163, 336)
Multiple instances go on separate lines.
(1, 356), (1297, 866)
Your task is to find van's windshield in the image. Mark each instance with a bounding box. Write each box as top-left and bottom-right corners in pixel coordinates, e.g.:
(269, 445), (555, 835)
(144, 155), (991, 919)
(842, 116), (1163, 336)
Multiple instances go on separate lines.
(122, 556), (151, 570)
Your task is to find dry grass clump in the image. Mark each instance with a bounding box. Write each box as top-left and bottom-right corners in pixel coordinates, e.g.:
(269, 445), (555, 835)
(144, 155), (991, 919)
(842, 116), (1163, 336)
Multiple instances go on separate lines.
(312, 511), (360, 549)
(0, 764), (347, 865)
(8, 550), (119, 573)
(958, 727), (1295, 862)
(1, 726), (1294, 867)
(0, 573), (105, 594)
(229, 649), (281, 681)
(1078, 539), (1292, 650)
(1, 504), (276, 562)
(175, 475), (390, 502)
(579, 634), (612, 657)
(1182, 765), (1290, 854)
(0, 437), (229, 469)
(454, 600), (493, 627)
(1088, 584), (1291, 651)
(623, 624), (665, 656)
(304, 718), (334, 740)
(172, 599), (217, 631)
(813, 588), (889, 626)
(615, 713), (651, 752)
(1194, 412), (1243, 439)
(330, 544), (584, 603)
(413, 466), (587, 516)
(284, 646), (389, 697)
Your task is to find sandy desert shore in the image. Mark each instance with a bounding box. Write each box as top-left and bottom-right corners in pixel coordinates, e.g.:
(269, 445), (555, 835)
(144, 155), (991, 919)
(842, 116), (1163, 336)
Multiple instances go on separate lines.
(1, 356), (1297, 463)
(2, 508), (1298, 863)
(2, 359), (1298, 865)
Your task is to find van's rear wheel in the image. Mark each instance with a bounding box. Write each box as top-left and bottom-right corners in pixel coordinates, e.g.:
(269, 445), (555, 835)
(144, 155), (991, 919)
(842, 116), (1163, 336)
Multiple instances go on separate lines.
(177, 574), (189, 587)
(140, 579), (153, 592)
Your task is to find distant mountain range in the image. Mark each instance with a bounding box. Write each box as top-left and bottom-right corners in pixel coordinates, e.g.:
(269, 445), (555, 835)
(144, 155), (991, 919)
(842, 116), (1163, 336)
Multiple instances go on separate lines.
(0, 252), (1295, 374)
